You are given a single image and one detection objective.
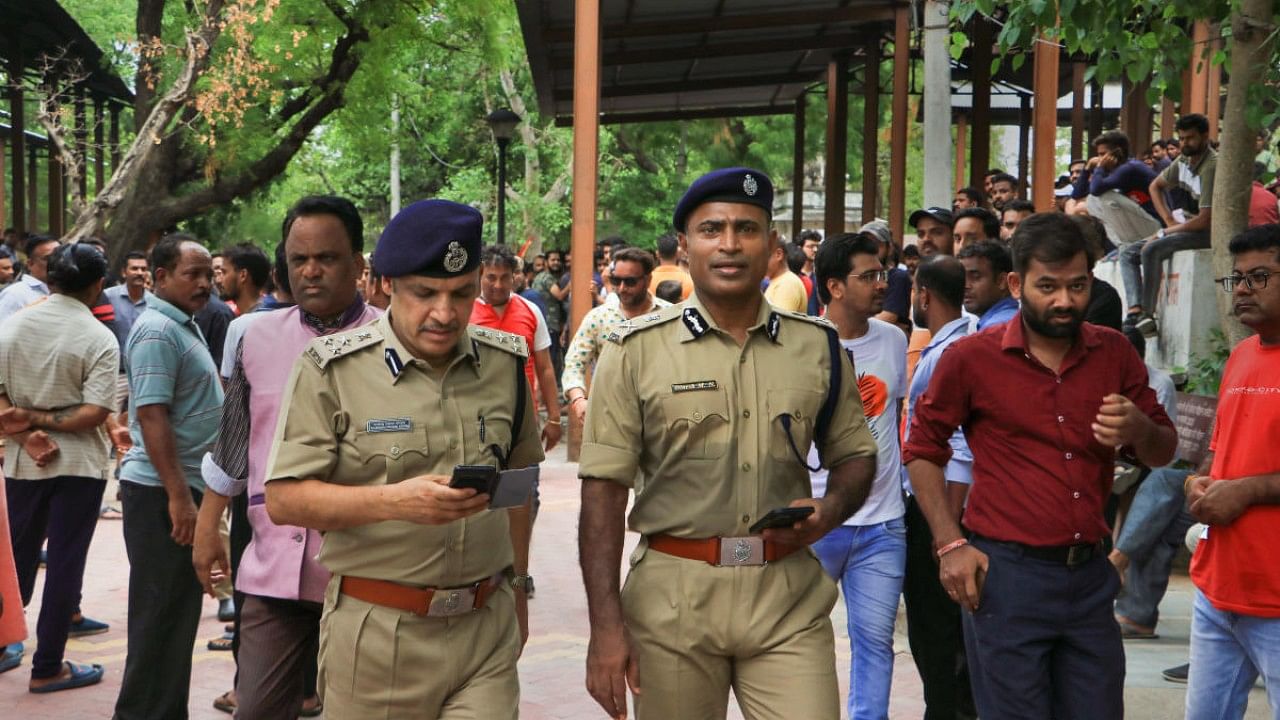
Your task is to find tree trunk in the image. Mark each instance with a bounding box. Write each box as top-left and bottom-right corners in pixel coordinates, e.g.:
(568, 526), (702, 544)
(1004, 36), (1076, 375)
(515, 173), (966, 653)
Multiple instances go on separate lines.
(1211, 0), (1276, 345)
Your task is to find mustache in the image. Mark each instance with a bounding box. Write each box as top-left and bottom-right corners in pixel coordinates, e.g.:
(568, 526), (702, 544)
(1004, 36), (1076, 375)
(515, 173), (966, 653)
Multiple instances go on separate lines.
(419, 323), (458, 333)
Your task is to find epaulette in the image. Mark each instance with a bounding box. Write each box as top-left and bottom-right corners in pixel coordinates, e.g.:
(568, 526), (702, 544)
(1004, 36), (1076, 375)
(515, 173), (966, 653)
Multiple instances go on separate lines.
(303, 325), (383, 369)
(605, 304), (683, 344)
(469, 325), (529, 358)
(778, 309), (838, 334)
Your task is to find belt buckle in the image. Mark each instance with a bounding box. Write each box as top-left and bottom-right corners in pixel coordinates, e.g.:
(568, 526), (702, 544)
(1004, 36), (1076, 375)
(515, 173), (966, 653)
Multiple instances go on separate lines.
(717, 536), (765, 567)
(1066, 544), (1089, 567)
(427, 586), (477, 617)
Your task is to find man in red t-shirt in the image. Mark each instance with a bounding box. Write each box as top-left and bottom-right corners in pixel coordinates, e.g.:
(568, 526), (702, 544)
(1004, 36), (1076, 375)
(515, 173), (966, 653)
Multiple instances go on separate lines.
(471, 244), (561, 452)
(1183, 223), (1280, 719)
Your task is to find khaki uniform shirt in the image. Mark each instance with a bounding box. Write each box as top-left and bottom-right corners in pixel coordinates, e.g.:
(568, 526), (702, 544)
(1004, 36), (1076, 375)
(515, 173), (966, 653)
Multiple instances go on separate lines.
(580, 293), (877, 538)
(266, 313), (544, 587)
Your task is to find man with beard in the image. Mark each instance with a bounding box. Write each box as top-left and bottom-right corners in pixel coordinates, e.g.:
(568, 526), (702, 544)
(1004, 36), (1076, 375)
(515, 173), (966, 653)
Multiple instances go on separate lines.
(533, 249), (569, 381)
(958, 241), (1017, 330)
(904, 213), (1177, 720)
(561, 246), (667, 429)
(220, 244), (271, 316)
(988, 173), (1020, 212)
(472, 243), (562, 451)
(909, 207), (954, 257)
(809, 232), (908, 720)
(1000, 200), (1035, 243)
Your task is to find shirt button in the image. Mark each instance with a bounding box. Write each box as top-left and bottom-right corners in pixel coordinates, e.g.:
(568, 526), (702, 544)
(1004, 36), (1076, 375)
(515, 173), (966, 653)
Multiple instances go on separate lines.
(742, 514), (750, 523)
(1073, 491), (1080, 499)
(742, 410), (751, 419)
(390, 446), (401, 457)
(1057, 415), (1065, 423)
(741, 462), (751, 472)
(1065, 452), (1073, 460)
(1056, 377), (1063, 384)
(292, 533), (303, 543)
(793, 410), (803, 419)
(1074, 532), (1082, 540)
(739, 356), (747, 364)
(692, 411), (703, 421)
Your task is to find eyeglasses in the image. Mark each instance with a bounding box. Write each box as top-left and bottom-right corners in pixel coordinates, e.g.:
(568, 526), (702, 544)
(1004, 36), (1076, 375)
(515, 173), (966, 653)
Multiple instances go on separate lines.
(849, 269), (890, 284)
(609, 275), (645, 288)
(1218, 270), (1272, 293)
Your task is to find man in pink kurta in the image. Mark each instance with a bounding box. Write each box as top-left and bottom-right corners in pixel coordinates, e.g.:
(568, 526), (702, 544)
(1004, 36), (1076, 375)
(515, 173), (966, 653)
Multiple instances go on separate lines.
(192, 196), (380, 719)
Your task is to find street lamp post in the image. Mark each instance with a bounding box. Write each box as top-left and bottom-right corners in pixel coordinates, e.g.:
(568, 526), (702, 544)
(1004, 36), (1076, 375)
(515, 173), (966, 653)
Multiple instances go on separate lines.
(486, 108), (520, 245)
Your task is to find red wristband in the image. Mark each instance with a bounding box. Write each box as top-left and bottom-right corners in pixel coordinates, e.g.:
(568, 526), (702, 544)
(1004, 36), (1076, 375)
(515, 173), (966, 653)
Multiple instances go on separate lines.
(936, 538), (969, 558)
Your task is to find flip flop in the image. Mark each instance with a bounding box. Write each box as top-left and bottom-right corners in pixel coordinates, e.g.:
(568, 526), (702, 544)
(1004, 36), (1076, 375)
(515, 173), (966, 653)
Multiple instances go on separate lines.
(0, 644), (22, 673)
(99, 507), (123, 520)
(207, 632), (234, 651)
(300, 698), (324, 718)
(28, 661), (104, 693)
(1117, 618), (1158, 639)
(213, 689), (237, 714)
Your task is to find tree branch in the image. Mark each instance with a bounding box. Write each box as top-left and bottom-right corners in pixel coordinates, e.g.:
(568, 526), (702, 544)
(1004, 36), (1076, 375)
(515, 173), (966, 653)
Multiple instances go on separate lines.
(614, 127), (660, 174)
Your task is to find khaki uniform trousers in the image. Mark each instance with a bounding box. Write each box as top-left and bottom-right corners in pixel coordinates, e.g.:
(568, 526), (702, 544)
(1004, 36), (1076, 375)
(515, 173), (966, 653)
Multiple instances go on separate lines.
(622, 548), (840, 720)
(318, 577), (520, 720)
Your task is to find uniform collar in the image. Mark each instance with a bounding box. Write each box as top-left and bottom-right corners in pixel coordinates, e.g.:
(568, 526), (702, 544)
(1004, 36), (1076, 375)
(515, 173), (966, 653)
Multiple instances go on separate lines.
(377, 313), (480, 384)
(679, 291), (781, 344)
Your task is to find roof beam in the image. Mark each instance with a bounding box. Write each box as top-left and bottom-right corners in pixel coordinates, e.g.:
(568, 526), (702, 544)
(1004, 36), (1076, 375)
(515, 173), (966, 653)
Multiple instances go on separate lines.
(543, 5), (896, 43)
(552, 71), (820, 102)
(547, 31), (875, 69)
(554, 104), (793, 127)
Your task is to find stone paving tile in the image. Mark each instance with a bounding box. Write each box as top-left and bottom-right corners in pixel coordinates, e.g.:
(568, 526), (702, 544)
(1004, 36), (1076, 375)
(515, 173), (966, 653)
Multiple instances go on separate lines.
(2, 444), (1268, 718)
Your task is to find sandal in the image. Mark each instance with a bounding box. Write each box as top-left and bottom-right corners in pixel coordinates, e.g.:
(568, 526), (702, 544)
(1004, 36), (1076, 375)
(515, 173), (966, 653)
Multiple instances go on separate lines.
(1117, 617), (1158, 639)
(207, 632), (234, 651)
(28, 661), (104, 693)
(213, 689), (237, 714)
(300, 696), (324, 717)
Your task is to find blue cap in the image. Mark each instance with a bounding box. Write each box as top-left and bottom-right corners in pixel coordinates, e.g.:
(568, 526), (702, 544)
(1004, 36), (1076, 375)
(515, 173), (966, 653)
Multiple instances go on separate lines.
(372, 200), (483, 278)
(672, 167), (774, 232)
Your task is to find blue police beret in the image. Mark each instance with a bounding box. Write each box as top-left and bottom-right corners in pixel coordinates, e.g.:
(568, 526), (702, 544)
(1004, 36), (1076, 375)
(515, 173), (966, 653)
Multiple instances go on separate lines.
(372, 199), (483, 278)
(672, 167), (774, 232)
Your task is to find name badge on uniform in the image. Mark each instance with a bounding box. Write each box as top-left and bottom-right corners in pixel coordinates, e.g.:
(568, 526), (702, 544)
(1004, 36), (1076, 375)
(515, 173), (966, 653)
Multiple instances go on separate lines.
(671, 380), (717, 393)
(366, 417), (413, 433)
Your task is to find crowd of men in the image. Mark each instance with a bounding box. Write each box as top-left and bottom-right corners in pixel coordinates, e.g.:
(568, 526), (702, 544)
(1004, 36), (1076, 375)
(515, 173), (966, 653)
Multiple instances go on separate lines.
(0, 126), (1275, 720)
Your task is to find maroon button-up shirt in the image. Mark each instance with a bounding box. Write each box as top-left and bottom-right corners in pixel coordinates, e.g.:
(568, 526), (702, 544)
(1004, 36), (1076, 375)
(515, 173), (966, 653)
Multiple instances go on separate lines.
(902, 313), (1172, 547)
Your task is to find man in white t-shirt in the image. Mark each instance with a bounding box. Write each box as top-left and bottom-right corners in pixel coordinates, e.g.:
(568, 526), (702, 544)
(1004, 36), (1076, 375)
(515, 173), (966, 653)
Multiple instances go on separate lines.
(807, 231), (908, 720)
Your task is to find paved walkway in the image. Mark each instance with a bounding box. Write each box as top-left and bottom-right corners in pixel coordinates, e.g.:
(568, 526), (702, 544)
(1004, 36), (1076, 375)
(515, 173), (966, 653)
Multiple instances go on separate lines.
(1, 446), (1269, 718)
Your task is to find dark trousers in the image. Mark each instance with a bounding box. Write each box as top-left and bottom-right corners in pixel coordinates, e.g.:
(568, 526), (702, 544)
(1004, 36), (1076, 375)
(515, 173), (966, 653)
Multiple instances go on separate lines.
(7, 475), (105, 678)
(902, 496), (975, 720)
(234, 594), (321, 720)
(963, 536), (1125, 720)
(230, 491), (250, 681)
(113, 481), (204, 720)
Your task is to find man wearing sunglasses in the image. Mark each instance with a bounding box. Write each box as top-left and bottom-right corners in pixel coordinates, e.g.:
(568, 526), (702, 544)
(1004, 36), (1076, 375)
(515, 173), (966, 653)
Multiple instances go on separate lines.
(1183, 223), (1280, 719)
(562, 247), (668, 430)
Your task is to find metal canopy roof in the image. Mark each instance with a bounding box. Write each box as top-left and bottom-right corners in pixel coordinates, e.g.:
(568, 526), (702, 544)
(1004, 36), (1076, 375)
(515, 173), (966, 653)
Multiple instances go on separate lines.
(518, 0), (906, 125)
(0, 0), (134, 105)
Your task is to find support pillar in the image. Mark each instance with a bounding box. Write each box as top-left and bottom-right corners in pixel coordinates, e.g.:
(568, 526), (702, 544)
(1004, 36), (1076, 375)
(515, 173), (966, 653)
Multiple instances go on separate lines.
(1160, 97), (1176, 140)
(27, 145), (37, 232)
(954, 113), (968, 191)
(861, 41), (880, 225)
(824, 55), (849, 237)
(1070, 62), (1086, 159)
(1031, 33), (1059, 211)
(48, 147), (64, 236)
(1187, 20), (1210, 116)
(792, 95), (806, 240)
(7, 51), (25, 238)
(1088, 78), (1104, 139)
(0, 137), (6, 231)
(889, 6), (909, 244)
(1017, 95), (1031, 195)
(921, 0), (952, 208)
(1206, 32), (1222, 138)
(109, 104), (121, 169)
(969, 17), (992, 189)
(93, 98), (105, 192)
(74, 86), (87, 200)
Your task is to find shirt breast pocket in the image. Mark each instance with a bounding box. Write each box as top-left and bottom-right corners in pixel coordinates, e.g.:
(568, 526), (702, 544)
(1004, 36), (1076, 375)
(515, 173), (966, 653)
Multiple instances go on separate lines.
(352, 427), (430, 484)
(768, 388), (823, 462)
(659, 390), (730, 460)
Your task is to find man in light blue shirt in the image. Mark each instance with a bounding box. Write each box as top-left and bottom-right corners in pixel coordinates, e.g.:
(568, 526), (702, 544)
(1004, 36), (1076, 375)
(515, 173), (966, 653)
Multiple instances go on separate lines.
(115, 233), (223, 720)
(103, 251), (150, 355)
(0, 235), (59, 329)
(959, 240), (1019, 331)
(901, 256), (977, 718)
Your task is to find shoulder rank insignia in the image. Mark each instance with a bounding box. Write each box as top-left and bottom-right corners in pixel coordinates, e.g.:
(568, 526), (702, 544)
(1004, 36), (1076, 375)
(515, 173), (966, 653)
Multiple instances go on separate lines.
(304, 326), (383, 369)
(779, 309), (837, 335)
(606, 305), (682, 344)
(469, 325), (530, 359)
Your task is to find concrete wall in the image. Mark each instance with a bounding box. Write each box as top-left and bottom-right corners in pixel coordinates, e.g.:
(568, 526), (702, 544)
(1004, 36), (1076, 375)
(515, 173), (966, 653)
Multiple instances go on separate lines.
(1094, 248), (1219, 371)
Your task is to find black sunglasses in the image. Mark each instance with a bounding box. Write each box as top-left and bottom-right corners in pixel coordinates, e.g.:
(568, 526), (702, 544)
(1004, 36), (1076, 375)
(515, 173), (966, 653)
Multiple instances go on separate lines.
(609, 275), (645, 288)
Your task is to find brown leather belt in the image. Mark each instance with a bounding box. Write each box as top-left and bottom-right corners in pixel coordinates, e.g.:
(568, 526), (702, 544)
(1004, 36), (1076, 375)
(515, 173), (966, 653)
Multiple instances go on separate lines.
(339, 573), (506, 617)
(648, 533), (800, 567)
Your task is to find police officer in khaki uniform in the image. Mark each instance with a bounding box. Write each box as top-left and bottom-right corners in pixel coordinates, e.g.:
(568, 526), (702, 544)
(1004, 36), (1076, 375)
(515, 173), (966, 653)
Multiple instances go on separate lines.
(579, 168), (879, 720)
(265, 199), (544, 720)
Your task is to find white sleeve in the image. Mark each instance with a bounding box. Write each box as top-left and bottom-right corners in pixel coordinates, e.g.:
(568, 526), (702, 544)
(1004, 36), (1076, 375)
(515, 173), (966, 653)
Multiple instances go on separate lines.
(521, 295), (552, 351)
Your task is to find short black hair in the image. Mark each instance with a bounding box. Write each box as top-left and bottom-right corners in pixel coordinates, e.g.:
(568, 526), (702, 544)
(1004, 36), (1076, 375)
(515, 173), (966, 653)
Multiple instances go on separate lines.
(282, 195), (363, 254)
(1010, 213), (1094, 274)
(814, 232), (881, 305)
(655, 279), (683, 304)
(1151, 139), (1167, 150)
(1166, 138), (1181, 148)
(24, 233), (58, 259)
(150, 232), (201, 273)
(1093, 130), (1131, 160)
(225, 243), (271, 288)
(914, 255), (965, 309)
(784, 243), (807, 274)
(985, 168), (1005, 178)
(956, 186), (985, 205)
(656, 233), (679, 260)
(1175, 114), (1210, 135)
(599, 235), (625, 248)
(480, 243), (518, 272)
(1004, 199), (1036, 215)
(991, 173), (1019, 189)
(957, 239), (1012, 277)
(901, 244), (920, 259)
(796, 229), (823, 245)
(545, 248), (564, 262)
(273, 240), (293, 296)
(125, 250), (148, 263)
(47, 242), (109, 294)
(1228, 223), (1280, 256)
(1069, 214), (1110, 262)
(612, 246), (656, 274)
(953, 207), (1000, 240)
(0, 246), (12, 260)
(1124, 325), (1146, 358)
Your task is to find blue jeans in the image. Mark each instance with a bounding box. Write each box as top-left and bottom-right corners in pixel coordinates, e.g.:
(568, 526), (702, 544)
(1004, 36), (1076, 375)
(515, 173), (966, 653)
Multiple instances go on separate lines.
(1114, 467), (1194, 629)
(1187, 590), (1280, 719)
(1117, 230), (1211, 312)
(812, 518), (907, 720)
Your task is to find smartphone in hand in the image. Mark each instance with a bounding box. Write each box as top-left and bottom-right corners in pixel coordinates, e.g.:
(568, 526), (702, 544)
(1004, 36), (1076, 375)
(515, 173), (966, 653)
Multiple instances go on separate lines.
(749, 506), (815, 534)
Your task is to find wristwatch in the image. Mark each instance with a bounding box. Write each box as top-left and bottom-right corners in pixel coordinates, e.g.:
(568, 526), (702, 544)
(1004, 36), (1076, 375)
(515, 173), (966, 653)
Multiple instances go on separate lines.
(510, 574), (535, 593)
(1157, 228), (1167, 239)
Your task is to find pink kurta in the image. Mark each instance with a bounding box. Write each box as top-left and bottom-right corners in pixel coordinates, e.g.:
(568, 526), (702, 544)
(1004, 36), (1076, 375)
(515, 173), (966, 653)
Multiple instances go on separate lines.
(0, 470), (28, 646)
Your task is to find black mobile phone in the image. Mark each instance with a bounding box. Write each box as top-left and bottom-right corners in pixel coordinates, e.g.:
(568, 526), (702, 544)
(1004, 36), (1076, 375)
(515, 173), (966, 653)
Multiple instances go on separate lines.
(749, 506), (815, 534)
(450, 465), (497, 494)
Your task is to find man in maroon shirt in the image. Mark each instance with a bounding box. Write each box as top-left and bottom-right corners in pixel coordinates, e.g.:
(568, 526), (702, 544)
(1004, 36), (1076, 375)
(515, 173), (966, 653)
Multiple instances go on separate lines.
(903, 212), (1177, 719)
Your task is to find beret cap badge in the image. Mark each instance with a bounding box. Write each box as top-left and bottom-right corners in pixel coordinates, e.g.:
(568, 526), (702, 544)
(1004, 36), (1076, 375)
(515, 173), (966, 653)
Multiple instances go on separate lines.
(743, 174), (759, 197)
(443, 241), (468, 273)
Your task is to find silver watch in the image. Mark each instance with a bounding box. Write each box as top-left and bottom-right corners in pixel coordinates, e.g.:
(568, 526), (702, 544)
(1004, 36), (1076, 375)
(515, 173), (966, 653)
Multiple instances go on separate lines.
(511, 574), (535, 593)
